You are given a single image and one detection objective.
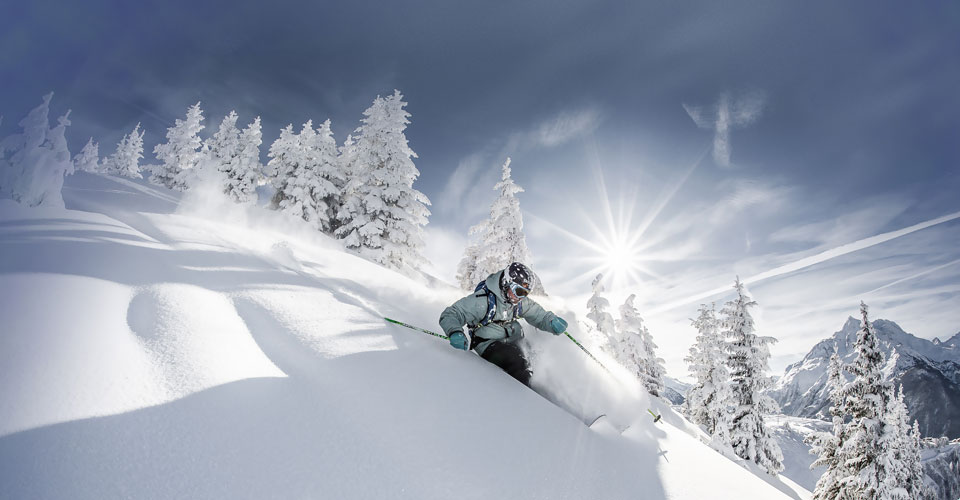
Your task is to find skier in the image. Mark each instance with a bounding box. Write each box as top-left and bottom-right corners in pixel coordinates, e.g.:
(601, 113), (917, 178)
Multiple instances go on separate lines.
(439, 262), (568, 386)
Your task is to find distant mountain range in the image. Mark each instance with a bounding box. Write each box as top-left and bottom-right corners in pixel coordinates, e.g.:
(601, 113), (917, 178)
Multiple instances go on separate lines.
(662, 377), (691, 406)
(768, 317), (960, 439)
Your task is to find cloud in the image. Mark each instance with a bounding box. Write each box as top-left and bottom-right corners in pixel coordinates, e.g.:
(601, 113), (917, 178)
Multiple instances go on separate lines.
(708, 179), (790, 225)
(533, 108), (602, 147)
(435, 153), (486, 217)
(683, 90), (766, 167)
(769, 196), (912, 248)
(505, 106), (602, 153)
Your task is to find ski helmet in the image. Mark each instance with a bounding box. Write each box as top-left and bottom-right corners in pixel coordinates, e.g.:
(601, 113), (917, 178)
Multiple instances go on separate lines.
(500, 262), (533, 302)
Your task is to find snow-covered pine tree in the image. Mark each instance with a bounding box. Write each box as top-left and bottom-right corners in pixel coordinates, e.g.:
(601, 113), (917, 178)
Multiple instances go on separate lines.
(462, 157), (540, 292)
(879, 385), (929, 499)
(834, 301), (893, 498)
(616, 294), (666, 396)
(203, 111), (241, 187)
(203, 112), (261, 203)
(265, 124), (297, 186)
(226, 116), (263, 204)
(332, 133), (357, 233)
(455, 219), (486, 289)
(684, 303), (732, 446)
(102, 123), (144, 178)
(151, 102), (204, 191)
(721, 277), (783, 475)
(335, 91), (431, 270)
(310, 119), (344, 227)
(906, 421), (929, 499)
(0, 93), (74, 207)
(73, 138), (100, 173)
(269, 120), (342, 231)
(269, 122), (314, 222)
(586, 274), (618, 356)
(806, 352), (847, 500)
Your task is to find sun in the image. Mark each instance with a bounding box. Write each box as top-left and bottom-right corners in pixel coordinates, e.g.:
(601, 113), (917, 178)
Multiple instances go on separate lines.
(596, 231), (649, 291)
(604, 239), (636, 279)
(526, 149), (709, 295)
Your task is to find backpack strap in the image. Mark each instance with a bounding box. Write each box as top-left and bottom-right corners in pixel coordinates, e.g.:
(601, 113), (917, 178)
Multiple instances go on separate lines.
(471, 279), (523, 327)
(473, 280), (497, 327)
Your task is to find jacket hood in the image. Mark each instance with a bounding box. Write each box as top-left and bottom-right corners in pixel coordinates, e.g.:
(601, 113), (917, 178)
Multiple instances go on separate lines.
(484, 271), (508, 303)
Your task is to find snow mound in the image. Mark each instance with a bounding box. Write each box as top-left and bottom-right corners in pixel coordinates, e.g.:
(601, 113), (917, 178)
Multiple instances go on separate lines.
(0, 172), (809, 499)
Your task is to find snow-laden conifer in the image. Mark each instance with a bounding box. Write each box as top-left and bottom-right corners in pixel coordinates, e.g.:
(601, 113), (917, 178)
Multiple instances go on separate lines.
(468, 158), (538, 289)
(73, 138), (100, 173)
(878, 385), (929, 499)
(0, 93), (74, 207)
(586, 274), (618, 356)
(333, 133), (357, 231)
(151, 102), (204, 191)
(202, 111), (241, 185)
(834, 301), (893, 498)
(102, 123), (144, 178)
(722, 277), (783, 475)
(684, 303), (732, 446)
(265, 124), (297, 186)
(269, 120), (342, 231)
(616, 294), (665, 397)
(455, 220), (486, 289)
(906, 421), (929, 499)
(204, 112), (262, 204)
(335, 91), (431, 270)
(806, 352), (847, 499)
(228, 116), (263, 204)
(310, 119), (344, 227)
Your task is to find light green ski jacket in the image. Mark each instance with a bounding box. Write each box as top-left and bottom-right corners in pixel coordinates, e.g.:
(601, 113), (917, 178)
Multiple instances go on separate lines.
(439, 271), (558, 355)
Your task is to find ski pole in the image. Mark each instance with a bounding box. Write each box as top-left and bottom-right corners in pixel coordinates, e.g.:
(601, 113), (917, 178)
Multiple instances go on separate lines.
(647, 409), (662, 423)
(563, 332), (612, 375)
(384, 317), (449, 339)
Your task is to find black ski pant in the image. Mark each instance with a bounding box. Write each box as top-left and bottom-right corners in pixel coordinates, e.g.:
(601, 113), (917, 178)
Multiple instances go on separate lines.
(479, 340), (531, 387)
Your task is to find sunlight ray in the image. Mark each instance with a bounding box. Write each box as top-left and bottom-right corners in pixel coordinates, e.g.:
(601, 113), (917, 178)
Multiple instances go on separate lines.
(569, 263), (613, 286)
(525, 211), (608, 254)
(590, 139), (620, 238)
(634, 143), (710, 241)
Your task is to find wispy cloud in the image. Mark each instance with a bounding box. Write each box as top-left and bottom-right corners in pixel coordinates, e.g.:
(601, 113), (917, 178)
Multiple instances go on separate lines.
(533, 108), (602, 147)
(505, 106), (602, 153)
(683, 90), (766, 167)
(769, 196), (911, 248)
(436, 153), (488, 219)
(648, 208), (960, 315)
(708, 179), (791, 225)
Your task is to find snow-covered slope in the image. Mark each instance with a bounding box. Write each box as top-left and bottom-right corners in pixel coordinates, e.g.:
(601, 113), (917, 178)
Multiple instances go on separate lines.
(769, 317), (960, 439)
(0, 173), (808, 499)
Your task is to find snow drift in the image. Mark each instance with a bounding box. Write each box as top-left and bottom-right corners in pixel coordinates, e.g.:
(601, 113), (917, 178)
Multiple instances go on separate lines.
(0, 172), (808, 499)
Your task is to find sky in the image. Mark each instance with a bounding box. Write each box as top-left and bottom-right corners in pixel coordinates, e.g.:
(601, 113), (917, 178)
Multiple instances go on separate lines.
(2, 0), (959, 377)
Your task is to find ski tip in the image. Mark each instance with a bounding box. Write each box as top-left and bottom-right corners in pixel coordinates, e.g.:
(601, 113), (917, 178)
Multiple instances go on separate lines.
(587, 414), (607, 427)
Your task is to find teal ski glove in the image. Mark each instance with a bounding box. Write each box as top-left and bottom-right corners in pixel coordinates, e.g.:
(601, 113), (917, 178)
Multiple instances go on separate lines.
(449, 331), (470, 351)
(550, 317), (568, 335)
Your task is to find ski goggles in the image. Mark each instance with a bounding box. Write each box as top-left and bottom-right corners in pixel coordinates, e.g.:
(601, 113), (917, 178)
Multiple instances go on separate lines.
(508, 281), (531, 298)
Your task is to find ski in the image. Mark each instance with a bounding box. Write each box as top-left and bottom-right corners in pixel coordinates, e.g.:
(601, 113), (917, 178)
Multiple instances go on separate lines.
(587, 414), (607, 427)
